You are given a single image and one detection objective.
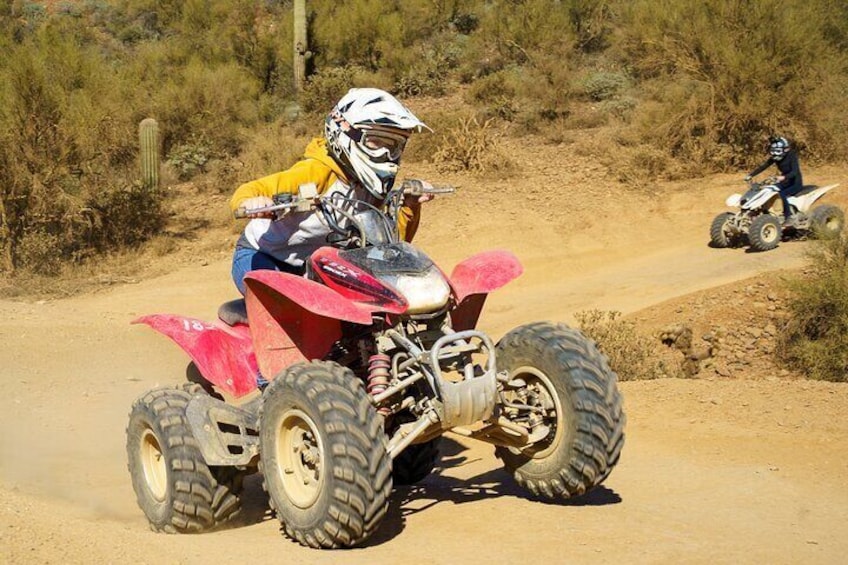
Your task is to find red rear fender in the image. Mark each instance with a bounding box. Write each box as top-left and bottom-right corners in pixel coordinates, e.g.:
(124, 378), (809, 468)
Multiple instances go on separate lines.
(133, 315), (259, 398)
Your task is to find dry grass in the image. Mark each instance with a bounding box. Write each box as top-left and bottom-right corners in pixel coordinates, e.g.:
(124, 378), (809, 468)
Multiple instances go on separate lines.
(431, 116), (515, 175)
(575, 309), (682, 381)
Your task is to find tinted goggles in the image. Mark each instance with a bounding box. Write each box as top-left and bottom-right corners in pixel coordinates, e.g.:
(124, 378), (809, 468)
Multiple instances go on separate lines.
(357, 128), (408, 162)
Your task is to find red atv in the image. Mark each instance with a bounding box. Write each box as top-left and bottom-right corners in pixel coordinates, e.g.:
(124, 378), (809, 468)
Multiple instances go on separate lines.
(126, 185), (625, 548)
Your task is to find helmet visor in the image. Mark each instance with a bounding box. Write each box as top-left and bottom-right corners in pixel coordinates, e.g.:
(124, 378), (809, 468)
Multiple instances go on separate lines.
(769, 138), (788, 157)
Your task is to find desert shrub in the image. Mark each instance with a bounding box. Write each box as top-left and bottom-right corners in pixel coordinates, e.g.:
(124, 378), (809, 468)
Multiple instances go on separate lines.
(310, 0), (405, 72)
(0, 20), (161, 273)
(299, 66), (359, 116)
(618, 0), (848, 167)
(466, 70), (519, 121)
(153, 60), (258, 155)
(471, 0), (596, 65)
(466, 50), (575, 128)
(91, 183), (165, 248)
(777, 235), (848, 382)
(575, 309), (676, 381)
(580, 71), (630, 102)
(431, 116), (514, 174)
(224, 0), (294, 96)
(393, 34), (463, 97)
(166, 137), (212, 181)
(599, 96), (638, 121)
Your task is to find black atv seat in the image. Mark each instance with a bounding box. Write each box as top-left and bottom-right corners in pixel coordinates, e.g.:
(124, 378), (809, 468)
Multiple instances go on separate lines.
(218, 299), (248, 326)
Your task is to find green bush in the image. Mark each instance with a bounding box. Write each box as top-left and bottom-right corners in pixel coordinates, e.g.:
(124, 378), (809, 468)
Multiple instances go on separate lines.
(166, 137), (212, 181)
(580, 71), (630, 102)
(778, 235), (848, 382)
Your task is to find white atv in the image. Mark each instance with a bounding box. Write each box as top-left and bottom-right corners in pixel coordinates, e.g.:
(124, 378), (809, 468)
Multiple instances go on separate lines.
(710, 176), (843, 252)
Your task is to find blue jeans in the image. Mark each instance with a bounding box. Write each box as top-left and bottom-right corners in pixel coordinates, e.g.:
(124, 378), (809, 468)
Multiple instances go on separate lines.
(779, 186), (802, 219)
(231, 246), (302, 295)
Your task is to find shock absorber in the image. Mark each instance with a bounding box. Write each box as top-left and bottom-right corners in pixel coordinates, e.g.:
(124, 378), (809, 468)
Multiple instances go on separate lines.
(366, 354), (391, 413)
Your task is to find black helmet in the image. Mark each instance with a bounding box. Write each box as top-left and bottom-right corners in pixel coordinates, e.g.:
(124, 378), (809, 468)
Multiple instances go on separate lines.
(768, 136), (790, 161)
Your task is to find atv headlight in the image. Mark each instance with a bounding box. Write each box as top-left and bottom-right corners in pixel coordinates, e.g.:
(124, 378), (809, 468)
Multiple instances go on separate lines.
(382, 268), (451, 314)
(726, 193), (742, 207)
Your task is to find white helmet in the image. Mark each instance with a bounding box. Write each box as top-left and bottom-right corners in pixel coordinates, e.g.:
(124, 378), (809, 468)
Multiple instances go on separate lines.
(325, 88), (429, 200)
(769, 136), (790, 161)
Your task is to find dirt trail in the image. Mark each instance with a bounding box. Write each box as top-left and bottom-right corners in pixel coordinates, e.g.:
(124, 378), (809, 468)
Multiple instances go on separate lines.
(2, 168), (847, 564)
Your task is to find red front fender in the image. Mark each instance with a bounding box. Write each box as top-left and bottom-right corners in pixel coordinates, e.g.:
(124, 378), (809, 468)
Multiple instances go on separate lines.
(243, 270), (374, 380)
(133, 315), (259, 398)
(449, 250), (523, 331)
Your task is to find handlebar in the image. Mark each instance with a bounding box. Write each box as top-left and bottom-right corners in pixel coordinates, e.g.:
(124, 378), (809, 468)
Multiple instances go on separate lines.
(233, 197), (315, 219)
(400, 179), (457, 196)
(746, 175), (780, 190)
(234, 201), (295, 219)
(234, 179), (456, 220)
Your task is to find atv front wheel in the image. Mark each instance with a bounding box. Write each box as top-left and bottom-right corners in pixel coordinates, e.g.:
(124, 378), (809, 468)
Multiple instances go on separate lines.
(709, 212), (736, 248)
(126, 388), (245, 533)
(260, 361), (392, 548)
(810, 204), (844, 239)
(494, 322), (625, 499)
(748, 214), (781, 252)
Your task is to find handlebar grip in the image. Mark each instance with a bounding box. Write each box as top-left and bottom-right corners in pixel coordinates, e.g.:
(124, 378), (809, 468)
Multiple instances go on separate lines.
(401, 179), (457, 195)
(233, 208), (248, 219)
(424, 185), (456, 194)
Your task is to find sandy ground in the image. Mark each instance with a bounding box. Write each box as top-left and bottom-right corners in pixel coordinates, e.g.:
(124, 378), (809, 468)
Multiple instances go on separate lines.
(2, 161), (848, 564)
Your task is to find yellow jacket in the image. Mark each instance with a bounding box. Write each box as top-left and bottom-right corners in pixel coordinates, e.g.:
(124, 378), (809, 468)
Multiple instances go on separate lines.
(230, 138), (420, 242)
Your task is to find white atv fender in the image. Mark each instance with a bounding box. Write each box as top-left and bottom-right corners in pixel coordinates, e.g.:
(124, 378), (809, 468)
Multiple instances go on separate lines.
(725, 193), (743, 207)
(736, 185), (781, 211)
(788, 184), (840, 214)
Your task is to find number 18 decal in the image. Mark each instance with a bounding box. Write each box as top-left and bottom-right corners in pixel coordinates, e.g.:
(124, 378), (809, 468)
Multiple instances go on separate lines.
(182, 319), (211, 332)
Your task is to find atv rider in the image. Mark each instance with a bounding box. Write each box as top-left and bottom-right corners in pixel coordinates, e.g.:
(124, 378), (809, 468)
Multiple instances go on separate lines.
(744, 136), (804, 227)
(229, 88), (431, 295)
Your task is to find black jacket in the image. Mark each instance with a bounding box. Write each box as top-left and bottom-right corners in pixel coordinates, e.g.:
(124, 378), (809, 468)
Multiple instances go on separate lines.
(749, 150), (803, 194)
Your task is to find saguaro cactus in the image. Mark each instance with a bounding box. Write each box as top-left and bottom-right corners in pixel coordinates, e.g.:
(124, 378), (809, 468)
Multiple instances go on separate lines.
(139, 118), (160, 191)
(293, 0), (308, 91)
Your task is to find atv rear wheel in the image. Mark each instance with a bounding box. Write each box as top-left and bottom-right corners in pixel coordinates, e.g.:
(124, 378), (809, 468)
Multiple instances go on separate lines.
(126, 388), (245, 533)
(748, 214), (781, 252)
(709, 212), (736, 248)
(392, 438), (440, 485)
(810, 204), (844, 239)
(494, 322), (625, 499)
(259, 361), (392, 548)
